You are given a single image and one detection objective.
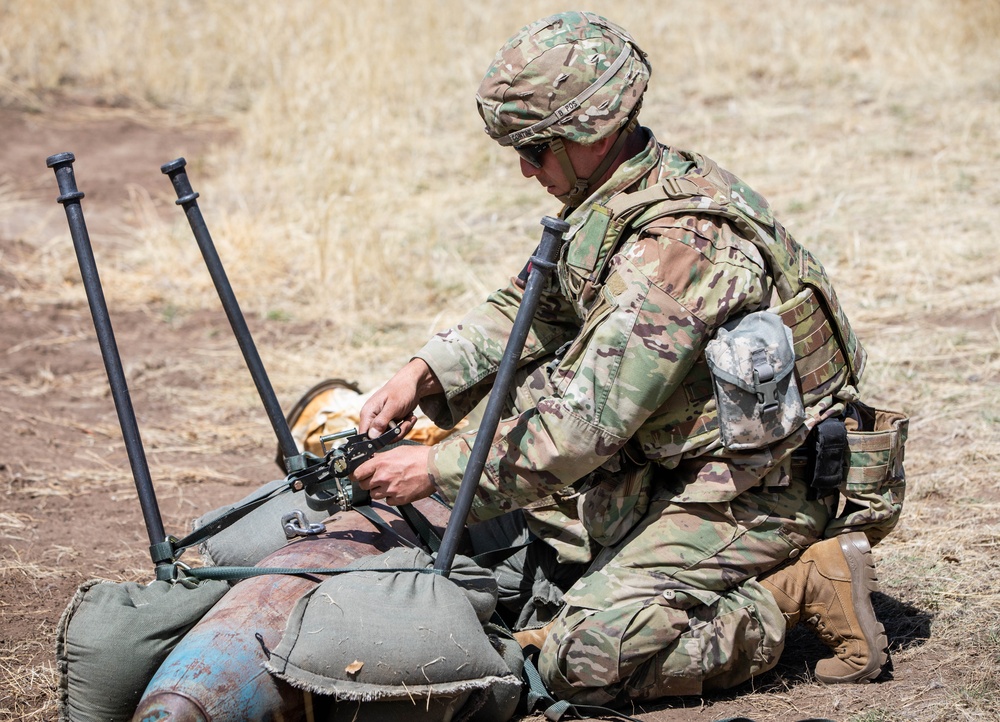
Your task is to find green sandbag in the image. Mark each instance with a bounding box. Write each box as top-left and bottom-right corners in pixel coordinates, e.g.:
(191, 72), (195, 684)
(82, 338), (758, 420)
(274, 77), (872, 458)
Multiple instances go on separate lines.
(265, 547), (522, 722)
(56, 577), (229, 722)
(467, 623), (525, 722)
(193, 478), (335, 567)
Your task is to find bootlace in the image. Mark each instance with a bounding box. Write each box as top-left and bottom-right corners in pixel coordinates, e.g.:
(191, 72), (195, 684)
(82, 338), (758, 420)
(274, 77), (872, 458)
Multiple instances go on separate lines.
(807, 613), (862, 659)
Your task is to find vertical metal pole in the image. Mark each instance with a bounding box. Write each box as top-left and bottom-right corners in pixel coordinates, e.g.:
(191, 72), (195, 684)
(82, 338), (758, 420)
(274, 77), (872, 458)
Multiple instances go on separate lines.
(434, 216), (567, 574)
(160, 158), (305, 472)
(46, 152), (172, 579)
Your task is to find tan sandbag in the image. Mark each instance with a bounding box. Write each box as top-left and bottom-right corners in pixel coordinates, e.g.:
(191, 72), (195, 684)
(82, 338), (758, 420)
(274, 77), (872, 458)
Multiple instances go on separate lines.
(282, 378), (467, 464)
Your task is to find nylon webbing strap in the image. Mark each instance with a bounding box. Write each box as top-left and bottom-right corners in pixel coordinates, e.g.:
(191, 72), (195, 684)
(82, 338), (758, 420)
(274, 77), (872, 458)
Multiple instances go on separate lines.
(549, 138), (588, 205)
(522, 655), (641, 721)
(343, 437), (444, 553)
(185, 564), (444, 582)
(149, 540), (176, 565)
(356, 496), (530, 567)
(469, 538), (535, 569)
(168, 479), (295, 557)
(353, 503), (420, 551)
(582, 116), (638, 190)
(398, 503), (442, 553)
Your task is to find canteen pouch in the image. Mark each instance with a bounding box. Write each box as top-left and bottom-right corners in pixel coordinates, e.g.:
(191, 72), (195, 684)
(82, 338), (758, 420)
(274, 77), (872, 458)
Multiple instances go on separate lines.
(704, 311), (805, 451)
(825, 402), (908, 546)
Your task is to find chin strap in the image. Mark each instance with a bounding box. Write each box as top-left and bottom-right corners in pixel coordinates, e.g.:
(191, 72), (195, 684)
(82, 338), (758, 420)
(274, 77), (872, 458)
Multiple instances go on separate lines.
(552, 115), (640, 208)
(549, 137), (589, 207)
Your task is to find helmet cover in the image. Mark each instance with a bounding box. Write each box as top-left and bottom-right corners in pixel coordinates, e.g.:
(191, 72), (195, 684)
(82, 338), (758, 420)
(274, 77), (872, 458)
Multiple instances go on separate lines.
(476, 11), (651, 148)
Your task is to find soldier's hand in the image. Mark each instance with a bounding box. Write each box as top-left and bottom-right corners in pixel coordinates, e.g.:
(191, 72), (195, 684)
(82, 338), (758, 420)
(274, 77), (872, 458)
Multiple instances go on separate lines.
(359, 359), (443, 439)
(351, 445), (436, 507)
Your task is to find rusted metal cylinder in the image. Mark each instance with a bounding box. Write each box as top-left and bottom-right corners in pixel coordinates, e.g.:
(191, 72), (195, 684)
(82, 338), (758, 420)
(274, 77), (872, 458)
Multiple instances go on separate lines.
(132, 498), (452, 721)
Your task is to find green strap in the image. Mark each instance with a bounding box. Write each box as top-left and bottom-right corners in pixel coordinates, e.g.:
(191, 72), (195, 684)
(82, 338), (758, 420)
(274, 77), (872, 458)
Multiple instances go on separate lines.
(398, 503), (442, 553)
(351, 501), (444, 556)
(348, 438), (444, 555)
(521, 648), (552, 712)
(353, 503), (421, 551)
(470, 538), (534, 568)
(522, 656), (642, 721)
(149, 539), (177, 565)
(168, 479), (295, 557)
(184, 564), (443, 582)
(483, 607), (639, 722)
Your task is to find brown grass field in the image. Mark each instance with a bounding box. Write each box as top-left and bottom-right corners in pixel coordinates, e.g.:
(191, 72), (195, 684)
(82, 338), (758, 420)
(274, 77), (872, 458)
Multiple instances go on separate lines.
(1, 1), (999, 720)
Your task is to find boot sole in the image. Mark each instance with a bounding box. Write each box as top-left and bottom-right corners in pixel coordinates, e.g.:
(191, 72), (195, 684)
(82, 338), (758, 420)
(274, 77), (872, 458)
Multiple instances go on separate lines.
(815, 532), (889, 684)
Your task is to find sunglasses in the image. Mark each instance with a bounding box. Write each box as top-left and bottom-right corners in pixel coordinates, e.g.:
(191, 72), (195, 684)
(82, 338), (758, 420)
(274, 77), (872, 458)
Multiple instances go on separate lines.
(514, 142), (550, 169)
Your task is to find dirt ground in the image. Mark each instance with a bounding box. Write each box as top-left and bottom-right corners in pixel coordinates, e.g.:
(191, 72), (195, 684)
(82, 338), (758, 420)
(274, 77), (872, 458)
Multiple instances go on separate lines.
(0, 101), (984, 722)
(0, 101), (280, 718)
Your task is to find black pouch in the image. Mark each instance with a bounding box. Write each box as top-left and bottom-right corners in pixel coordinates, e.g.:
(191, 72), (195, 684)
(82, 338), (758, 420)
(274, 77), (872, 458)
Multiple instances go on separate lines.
(806, 416), (849, 494)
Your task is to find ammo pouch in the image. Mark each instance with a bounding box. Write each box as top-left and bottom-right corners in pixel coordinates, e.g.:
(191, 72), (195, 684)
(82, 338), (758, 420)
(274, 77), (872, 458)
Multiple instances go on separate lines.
(705, 311), (805, 451)
(825, 402), (908, 546)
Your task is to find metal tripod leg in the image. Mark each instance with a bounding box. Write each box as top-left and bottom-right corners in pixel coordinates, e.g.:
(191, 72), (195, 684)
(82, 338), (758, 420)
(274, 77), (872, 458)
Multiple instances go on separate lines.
(47, 152), (173, 580)
(433, 216), (567, 574)
(160, 158), (307, 474)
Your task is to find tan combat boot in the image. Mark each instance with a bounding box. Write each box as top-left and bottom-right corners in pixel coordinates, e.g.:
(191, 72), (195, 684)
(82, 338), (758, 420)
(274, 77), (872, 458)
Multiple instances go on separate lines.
(760, 531), (888, 684)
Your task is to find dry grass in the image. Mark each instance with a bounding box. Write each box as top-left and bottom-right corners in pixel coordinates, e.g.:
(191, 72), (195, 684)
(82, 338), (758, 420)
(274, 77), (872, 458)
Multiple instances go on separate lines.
(0, 641), (57, 722)
(1, 1), (999, 720)
(4, 0), (994, 364)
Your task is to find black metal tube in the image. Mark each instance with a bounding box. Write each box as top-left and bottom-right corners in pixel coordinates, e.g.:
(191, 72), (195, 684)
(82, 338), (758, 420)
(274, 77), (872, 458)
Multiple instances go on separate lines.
(434, 216), (568, 573)
(160, 158), (304, 471)
(46, 152), (171, 577)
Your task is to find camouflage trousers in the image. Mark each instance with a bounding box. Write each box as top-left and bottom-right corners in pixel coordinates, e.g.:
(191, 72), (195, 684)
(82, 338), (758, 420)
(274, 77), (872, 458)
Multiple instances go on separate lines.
(538, 478), (832, 704)
(494, 360), (834, 704)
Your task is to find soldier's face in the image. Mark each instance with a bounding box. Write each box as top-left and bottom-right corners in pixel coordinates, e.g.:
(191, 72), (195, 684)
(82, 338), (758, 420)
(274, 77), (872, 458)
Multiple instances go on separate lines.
(518, 139), (609, 198)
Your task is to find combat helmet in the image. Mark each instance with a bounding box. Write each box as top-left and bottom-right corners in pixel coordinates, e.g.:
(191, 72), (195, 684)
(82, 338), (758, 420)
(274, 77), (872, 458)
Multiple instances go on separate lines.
(477, 11), (651, 207)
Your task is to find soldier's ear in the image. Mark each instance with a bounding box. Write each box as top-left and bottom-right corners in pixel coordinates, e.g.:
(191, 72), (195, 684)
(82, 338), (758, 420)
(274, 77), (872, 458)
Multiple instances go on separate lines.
(593, 133), (618, 158)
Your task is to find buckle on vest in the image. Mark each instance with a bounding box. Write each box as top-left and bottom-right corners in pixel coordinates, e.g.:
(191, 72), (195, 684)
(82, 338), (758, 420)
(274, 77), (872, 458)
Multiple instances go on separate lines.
(751, 348), (779, 411)
(663, 177), (684, 198)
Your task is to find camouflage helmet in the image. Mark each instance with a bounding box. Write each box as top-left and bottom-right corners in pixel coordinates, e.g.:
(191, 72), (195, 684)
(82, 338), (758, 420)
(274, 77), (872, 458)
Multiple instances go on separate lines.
(476, 11), (651, 149)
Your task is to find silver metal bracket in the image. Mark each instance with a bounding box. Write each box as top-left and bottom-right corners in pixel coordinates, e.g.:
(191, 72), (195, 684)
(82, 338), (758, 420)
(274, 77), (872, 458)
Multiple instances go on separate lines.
(281, 509), (326, 539)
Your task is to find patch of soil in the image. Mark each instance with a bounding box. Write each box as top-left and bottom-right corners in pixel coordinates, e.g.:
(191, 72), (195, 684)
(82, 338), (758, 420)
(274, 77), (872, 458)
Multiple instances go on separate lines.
(1, 99), (232, 225)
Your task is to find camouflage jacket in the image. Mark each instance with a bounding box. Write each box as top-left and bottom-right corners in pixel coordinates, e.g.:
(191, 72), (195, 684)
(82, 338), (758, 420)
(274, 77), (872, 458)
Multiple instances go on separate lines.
(416, 129), (862, 523)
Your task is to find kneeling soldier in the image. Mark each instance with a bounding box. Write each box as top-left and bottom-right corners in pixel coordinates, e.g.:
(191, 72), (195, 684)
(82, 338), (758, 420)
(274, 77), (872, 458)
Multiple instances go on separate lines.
(352, 11), (892, 704)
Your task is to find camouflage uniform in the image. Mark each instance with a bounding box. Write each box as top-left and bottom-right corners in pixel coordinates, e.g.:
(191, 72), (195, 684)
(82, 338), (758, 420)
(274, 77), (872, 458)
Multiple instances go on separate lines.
(412, 12), (866, 705)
